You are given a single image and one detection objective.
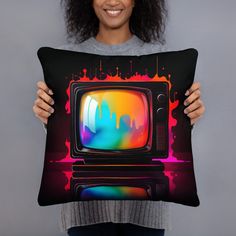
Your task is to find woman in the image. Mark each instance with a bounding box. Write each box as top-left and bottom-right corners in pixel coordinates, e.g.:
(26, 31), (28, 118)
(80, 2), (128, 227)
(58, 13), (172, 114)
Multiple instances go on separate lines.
(33, 0), (205, 235)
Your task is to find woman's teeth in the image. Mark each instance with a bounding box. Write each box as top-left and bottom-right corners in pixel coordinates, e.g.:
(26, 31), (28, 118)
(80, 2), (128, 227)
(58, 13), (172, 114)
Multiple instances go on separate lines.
(105, 9), (122, 17)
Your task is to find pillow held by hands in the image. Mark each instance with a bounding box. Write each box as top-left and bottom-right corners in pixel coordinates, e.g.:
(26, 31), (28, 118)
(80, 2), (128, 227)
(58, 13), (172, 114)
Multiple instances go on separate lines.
(37, 47), (200, 207)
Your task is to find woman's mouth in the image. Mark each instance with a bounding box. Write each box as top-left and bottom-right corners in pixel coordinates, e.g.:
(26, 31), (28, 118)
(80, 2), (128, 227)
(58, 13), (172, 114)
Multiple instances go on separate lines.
(104, 9), (123, 17)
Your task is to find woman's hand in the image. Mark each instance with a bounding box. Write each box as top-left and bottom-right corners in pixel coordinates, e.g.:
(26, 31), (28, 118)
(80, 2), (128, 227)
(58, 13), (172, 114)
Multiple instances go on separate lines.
(32, 81), (55, 125)
(183, 82), (205, 125)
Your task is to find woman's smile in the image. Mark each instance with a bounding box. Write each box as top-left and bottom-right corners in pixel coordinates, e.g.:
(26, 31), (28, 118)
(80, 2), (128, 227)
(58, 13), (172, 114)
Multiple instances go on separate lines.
(103, 9), (123, 17)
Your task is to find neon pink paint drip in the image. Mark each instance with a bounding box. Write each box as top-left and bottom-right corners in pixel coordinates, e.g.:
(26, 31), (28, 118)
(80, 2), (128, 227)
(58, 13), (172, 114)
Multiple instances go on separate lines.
(49, 140), (83, 191)
(62, 171), (72, 191)
(164, 171), (177, 193)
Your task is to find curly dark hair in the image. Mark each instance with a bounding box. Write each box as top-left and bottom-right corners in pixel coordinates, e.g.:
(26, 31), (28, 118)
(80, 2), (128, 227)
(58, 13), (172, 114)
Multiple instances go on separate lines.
(60, 0), (167, 44)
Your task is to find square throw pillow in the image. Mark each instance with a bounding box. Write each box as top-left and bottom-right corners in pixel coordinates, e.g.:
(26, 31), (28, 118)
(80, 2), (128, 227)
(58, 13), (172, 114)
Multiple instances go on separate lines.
(37, 46), (200, 207)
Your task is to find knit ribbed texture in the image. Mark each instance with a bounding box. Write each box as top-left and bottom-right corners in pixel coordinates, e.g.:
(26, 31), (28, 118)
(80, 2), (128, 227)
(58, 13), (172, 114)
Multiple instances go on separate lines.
(59, 200), (171, 232)
(43, 35), (172, 233)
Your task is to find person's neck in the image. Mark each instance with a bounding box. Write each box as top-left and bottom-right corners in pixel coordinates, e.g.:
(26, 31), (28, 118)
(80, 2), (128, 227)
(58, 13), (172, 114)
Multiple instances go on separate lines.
(95, 25), (133, 45)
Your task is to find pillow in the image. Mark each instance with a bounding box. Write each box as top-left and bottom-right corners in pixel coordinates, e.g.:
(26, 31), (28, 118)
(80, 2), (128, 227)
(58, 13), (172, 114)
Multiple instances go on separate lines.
(37, 47), (200, 207)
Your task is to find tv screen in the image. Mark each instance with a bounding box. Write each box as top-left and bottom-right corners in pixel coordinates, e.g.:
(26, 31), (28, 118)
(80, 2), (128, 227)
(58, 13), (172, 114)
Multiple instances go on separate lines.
(79, 89), (150, 150)
(80, 185), (149, 200)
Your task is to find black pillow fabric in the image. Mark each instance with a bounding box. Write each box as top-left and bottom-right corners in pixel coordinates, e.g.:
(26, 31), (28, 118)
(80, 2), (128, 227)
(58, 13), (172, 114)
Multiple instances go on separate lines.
(36, 47), (200, 207)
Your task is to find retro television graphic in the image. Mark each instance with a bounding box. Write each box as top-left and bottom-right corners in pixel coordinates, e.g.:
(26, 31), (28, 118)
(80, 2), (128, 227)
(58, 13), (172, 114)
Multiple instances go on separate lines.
(69, 80), (170, 200)
(70, 82), (169, 163)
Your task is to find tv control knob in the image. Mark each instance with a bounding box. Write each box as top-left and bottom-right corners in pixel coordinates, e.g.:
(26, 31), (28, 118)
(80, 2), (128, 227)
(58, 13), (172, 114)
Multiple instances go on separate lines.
(156, 108), (165, 121)
(157, 94), (167, 103)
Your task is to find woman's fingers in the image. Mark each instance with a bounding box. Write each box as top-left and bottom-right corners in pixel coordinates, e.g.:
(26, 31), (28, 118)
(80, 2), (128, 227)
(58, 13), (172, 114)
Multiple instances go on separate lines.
(33, 104), (52, 119)
(33, 105), (51, 125)
(33, 80), (55, 125)
(184, 89), (201, 106)
(184, 82), (205, 125)
(186, 104), (205, 120)
(37, 80), (53, 95)
(34, 98), (54, 114)
(36, 80), (54, 104)
(185, 81), (200, 96)
(184, 99), (203, 115)
(37, 88), (54, 106)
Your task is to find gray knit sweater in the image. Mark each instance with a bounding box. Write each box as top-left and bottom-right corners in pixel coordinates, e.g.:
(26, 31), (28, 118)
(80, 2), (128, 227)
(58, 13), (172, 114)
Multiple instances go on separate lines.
(43, 34), (172, 233)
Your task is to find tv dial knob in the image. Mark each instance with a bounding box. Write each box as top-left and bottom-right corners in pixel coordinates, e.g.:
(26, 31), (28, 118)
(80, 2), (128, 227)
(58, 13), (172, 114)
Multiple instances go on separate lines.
(157, 94), (167, 103)
(156, 108), (165, 121)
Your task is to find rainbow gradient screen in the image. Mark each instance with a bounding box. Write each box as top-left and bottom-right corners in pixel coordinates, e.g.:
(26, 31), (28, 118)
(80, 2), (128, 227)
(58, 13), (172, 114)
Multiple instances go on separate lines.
(79, 89), (149, 150)
(80, 186), (148, 200)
